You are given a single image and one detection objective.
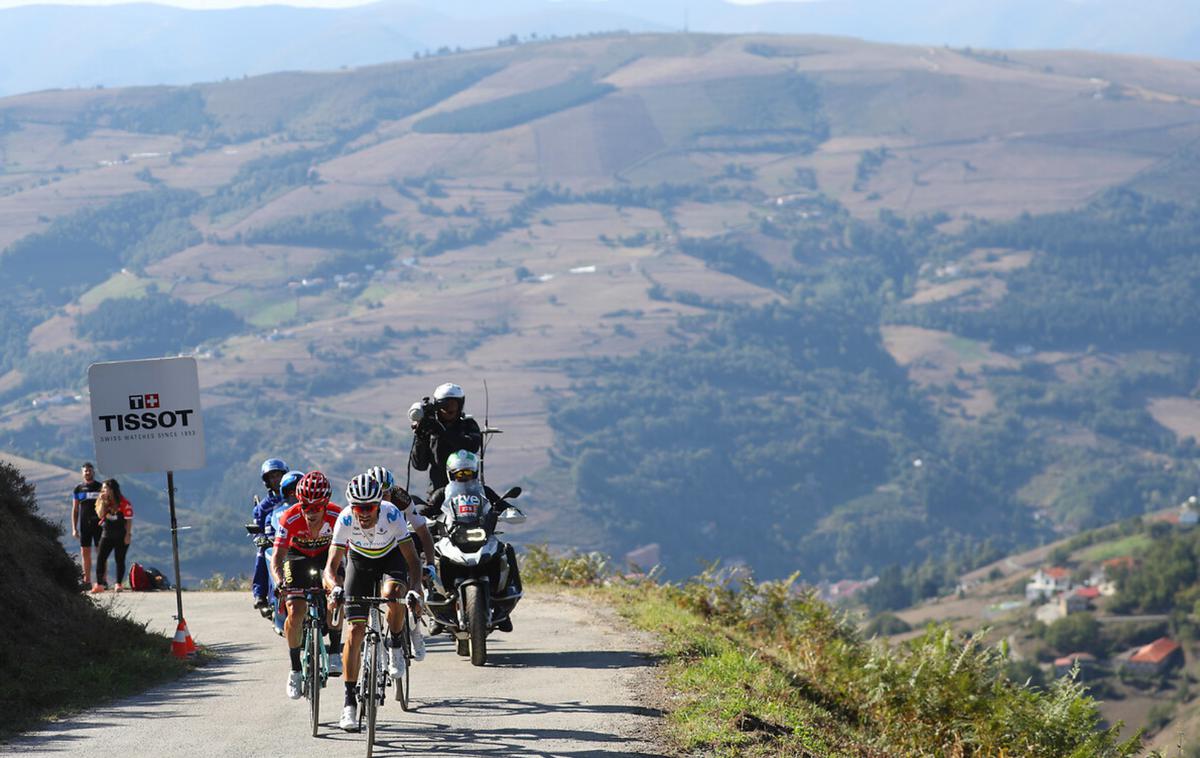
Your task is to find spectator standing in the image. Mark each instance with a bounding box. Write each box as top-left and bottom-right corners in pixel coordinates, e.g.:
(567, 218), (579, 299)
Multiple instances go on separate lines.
(94, 479), (134, 592)
(71, 462), (103, 591)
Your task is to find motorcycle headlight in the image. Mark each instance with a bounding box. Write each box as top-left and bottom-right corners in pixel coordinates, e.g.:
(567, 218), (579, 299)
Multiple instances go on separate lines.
(464, 528), (487, 542)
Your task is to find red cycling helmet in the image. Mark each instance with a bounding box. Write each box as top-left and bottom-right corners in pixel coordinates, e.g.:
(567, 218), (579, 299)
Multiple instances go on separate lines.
(296, 471), (332, 505)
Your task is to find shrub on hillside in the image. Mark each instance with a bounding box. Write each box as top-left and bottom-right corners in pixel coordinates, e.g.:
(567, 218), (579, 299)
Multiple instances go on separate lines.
(0, 462), (183, 737)
(552, 555), (1144, 756)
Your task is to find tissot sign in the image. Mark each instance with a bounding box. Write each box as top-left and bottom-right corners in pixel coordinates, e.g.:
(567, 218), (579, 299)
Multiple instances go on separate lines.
(88, 357), (206, 474)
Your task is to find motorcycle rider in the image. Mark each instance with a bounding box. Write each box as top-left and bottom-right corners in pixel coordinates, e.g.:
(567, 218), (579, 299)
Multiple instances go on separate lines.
(420, 451), (502, 519)
(423, 450), (523, 631)
(251, 458), (289, 612)
(271, 471), (344, 698)
(325, 474), (424, 732)
(410, 383), (482, 498)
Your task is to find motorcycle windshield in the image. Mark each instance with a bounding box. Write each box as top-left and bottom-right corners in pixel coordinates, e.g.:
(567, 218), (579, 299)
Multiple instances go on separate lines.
(445, 481), (487, 526)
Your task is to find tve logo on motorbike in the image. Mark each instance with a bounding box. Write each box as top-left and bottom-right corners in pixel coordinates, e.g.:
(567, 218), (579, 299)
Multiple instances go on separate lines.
(88, 357), (206, 475)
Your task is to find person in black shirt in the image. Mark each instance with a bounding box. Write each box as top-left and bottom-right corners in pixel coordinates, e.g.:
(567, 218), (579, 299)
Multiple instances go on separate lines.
(409, 382), (482, 497)
(71, 462), (103, 592)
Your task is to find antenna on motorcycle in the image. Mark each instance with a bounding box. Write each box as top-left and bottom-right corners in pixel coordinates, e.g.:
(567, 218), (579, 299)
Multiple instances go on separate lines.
(480, 379), (504, 482)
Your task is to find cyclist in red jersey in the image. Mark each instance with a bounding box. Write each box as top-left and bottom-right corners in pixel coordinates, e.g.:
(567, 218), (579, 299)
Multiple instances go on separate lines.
(270, 471), (345, 699)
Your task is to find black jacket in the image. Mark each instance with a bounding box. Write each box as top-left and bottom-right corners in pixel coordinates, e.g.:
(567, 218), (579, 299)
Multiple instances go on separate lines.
(410, 414), (482, 493)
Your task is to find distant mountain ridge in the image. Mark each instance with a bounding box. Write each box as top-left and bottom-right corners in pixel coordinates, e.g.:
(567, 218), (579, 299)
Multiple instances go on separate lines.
(2, 0), (1199, 96)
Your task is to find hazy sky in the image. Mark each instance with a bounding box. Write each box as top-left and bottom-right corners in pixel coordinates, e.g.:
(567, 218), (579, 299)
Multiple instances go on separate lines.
(0, 0), (800, 8)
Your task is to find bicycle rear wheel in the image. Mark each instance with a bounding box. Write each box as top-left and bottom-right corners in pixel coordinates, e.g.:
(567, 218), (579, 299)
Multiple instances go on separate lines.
(307, 620), (321, 737)
(396, 611), (412, 709)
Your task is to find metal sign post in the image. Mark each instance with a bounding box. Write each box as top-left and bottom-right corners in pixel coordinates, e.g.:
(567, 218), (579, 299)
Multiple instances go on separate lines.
(167, 470), (184, 621)
(88, 357), (205, 630)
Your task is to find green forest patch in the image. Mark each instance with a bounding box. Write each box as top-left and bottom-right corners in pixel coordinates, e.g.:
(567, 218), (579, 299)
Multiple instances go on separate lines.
(77, 271), (154, 310)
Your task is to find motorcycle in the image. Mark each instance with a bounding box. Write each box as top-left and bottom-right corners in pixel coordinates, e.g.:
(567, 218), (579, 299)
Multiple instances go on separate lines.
(245, 500), (288, 636)
(417, 481), (525, 666)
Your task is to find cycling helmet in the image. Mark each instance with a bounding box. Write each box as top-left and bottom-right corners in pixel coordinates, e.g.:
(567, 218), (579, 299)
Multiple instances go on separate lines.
(446, 450), (480, 482)
(260, 458), (289, 480)
(433, 382), (465, 411)
(365, 465), (395, 490)
(296, 471), (332, 505)
(345, 473), (383, 505)
(280, 470), (305, 495)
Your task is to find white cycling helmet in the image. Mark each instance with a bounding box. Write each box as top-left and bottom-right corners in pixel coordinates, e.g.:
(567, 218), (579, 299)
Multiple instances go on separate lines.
(434, 382), (465, 410)
(345, 473), (383, 505)
(446, 450), (480, 482)
(364, 465), (395, 490)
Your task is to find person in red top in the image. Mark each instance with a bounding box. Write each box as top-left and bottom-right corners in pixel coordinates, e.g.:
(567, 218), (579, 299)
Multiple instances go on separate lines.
(270, 471), (345, 699)
(94, 479), (133, 592)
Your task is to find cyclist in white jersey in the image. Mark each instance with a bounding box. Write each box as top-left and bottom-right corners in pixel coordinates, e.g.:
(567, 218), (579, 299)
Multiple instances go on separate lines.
(324, 474), (423, 732)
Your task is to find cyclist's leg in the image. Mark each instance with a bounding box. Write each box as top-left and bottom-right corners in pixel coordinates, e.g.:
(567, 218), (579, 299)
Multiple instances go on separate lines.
(380, 550), (409, 636)
(342, 553), (380, 706)
(282, 555), (309, 654)
(379, 551), (409, 674)
(316, 556), (340, 666)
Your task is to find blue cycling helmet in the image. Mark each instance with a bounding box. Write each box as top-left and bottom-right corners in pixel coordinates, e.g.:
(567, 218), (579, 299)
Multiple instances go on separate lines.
(260, 458), (288, 482)
(279, 470), (305, 495)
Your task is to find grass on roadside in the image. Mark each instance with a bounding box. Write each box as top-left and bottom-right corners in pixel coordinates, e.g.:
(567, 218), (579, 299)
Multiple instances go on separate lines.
(523, 545), (1149, 758)
(0, 462), (191, 742)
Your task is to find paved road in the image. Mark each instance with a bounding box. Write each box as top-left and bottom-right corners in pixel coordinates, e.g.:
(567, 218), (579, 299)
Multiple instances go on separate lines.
(4, 590), (665, 757)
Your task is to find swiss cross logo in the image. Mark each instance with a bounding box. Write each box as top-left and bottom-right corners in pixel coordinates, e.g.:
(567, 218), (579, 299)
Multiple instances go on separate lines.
(128, 393), (161, 410)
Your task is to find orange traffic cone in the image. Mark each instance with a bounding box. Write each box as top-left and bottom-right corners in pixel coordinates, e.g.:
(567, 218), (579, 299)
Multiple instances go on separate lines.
(172, 619), (197, 658)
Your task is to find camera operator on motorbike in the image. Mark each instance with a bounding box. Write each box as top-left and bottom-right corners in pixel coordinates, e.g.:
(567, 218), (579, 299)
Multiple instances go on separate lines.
(271, 471), (344, 698)
(325, 474), (425, 732)
(409, 383), (482, 498)
(251, 458), (289, 613)
(424, 450), (523, 631)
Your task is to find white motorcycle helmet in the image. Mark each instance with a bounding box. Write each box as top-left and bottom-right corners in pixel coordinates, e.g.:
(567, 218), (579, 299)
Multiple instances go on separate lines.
(434, 382), (466, 412)
(446, 450), (480, 482)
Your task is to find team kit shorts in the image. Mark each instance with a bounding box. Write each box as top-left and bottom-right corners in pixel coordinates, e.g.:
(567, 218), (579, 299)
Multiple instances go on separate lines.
(282, 552), (329, 599)
(344, 548), (410, 623)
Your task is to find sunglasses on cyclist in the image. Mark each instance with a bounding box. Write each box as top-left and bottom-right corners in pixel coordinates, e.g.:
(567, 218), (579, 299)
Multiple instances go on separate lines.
(351, 502), (380, 512)
(451, 470), (477, 481)
(301, 500), (327, 513)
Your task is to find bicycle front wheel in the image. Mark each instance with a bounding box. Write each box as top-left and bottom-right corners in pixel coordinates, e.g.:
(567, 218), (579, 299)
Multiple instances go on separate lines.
(396, 611), (412, 710)
(307, 621), (321, 737)
(364, 634), (379, 756)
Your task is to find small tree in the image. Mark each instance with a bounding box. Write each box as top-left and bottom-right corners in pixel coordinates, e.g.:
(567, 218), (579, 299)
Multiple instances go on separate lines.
(1045, 613), (1104, 657)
